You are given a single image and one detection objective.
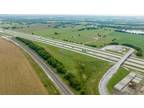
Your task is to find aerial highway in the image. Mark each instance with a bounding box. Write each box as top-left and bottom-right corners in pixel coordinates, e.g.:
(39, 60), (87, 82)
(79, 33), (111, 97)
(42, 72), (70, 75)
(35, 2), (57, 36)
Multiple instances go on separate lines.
(1, 29), (144, 73)
(2, 37), (73, 95)
(99, 49), (134, 95)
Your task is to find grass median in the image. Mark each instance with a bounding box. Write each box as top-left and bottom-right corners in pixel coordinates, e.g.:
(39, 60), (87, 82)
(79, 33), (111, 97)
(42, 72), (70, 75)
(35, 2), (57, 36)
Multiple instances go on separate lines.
(107, 68), (129, 94)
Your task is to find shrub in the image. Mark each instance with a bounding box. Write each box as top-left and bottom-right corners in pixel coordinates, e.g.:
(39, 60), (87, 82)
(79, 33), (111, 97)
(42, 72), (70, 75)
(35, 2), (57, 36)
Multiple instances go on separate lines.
(56, 64), (66, 74)
(85, 44), (97, 48)
(16, 37), (82, 91)
(64, 73), (81, 91)
(109, 42), (119, 45)
(37, 49), (50, 60)
(47, 57), (57, 68)
(122, 43), (143, 57)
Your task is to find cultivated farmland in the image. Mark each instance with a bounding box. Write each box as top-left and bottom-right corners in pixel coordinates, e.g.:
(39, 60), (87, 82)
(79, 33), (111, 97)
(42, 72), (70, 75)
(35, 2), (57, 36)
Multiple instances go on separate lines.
(0, 38), (48, 94)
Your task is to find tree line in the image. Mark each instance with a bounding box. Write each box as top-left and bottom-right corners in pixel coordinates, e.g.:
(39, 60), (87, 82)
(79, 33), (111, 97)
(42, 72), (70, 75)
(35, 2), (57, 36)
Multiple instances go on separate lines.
(109, 42), (143, 56)
(121, 43), (143, 56)
(16, 37), (81, 91)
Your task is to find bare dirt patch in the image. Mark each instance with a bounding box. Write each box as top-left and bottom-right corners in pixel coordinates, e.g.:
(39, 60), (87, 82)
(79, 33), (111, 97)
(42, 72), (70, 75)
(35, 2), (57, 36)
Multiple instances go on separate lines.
(0, 38), (48, 94)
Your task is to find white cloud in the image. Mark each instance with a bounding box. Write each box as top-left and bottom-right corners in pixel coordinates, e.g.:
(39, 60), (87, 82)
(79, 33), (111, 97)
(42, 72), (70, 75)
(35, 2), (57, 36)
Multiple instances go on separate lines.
(0, 0), (143, 15)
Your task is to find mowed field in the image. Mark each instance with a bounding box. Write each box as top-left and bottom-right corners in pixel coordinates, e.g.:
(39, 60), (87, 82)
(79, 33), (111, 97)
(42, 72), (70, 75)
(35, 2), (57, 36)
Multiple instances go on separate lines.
(0, 38), (48, 95)
(35, 42), (111, 94)
(35, 42), (129, 94)
(16, 25), (113, 46)
(12, 24), (132, 94)
(15, 25), (144, 57)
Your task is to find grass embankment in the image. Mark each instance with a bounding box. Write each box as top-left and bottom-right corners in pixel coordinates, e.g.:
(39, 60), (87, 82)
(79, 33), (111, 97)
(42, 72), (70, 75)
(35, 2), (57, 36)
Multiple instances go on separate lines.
(16, 37), (112, 94)
(107, 68), (129, 94)
(34, 42), (113, 94)
(16, 37), (129, 94)
(16, 37), (84, 94)
(23, 51), (59, 95)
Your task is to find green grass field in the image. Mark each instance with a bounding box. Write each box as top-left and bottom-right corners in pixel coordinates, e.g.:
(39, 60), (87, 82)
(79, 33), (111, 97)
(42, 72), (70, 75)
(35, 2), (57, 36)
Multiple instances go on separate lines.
(13, 24), (142, 94)
(109, 32), (144, 57)
(34, 42), (129, 94)
(35, 42), (111, 94)
(107, 68), (129, 94)
(16, 26), (113, 46)
(14, 26), (144, 57)
(15, 25), (144, 57)
(2, 19), (144, 95)
(12, 24), (134, 94)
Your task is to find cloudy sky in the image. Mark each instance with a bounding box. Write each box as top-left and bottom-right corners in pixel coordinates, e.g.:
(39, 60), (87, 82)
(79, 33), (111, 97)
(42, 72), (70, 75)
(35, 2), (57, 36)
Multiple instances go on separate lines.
(0, 0), (143, 15)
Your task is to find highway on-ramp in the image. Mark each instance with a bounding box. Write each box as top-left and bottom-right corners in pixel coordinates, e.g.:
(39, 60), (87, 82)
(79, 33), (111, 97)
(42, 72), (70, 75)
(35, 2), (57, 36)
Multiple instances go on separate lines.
(1, 29), (144, 95)
(99, 49), (134, 95)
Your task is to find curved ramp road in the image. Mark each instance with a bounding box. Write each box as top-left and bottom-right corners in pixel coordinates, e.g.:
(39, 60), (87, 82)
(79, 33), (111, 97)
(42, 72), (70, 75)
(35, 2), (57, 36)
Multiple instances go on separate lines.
(99, 49), (134, 95)
(3, 37), (73, 95)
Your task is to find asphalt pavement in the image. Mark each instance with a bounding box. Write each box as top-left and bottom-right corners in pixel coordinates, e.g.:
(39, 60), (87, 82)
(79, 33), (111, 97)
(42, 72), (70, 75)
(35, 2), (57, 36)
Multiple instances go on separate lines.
(1, 29), (144, 73)
(3, 37), (74, 95)
(98, 49), (134, 95)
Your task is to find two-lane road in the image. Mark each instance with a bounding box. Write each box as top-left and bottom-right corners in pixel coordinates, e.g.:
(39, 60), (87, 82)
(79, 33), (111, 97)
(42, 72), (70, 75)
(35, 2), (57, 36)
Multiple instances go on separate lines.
(3, 37), (73, 95)
(99, 49), (134, 95)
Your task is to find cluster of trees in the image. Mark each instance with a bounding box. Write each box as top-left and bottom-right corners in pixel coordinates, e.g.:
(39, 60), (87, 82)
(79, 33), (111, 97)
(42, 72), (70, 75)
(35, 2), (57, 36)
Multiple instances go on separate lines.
(108, 41), (143, 57)
(112, 38), (117, 41)
(16, 37), (82, 91)
(16, 37), (67, 74)
(54, 32), (59, 35)
(115, 29), (144, 35)
(64, 73), (81, 91)
(109, 42), (119, 45)
(115, 29), (125, 33)
(78, 27), (97, 31)
(2, 27), (9, 29)
(85, 44), (97, 48)
(2, 26), (23, 29)
(62, 39), (83, 44)
(121, 43), (143, 56)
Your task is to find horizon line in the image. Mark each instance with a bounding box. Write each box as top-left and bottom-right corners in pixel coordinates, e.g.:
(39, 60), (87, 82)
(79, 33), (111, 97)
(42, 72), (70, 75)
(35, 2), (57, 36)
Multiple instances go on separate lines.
(0, 14), (144, 17)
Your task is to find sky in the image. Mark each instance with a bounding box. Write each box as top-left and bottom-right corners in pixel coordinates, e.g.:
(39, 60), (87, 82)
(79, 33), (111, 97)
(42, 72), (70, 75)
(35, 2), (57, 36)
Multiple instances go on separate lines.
(0, 0), (144, 16)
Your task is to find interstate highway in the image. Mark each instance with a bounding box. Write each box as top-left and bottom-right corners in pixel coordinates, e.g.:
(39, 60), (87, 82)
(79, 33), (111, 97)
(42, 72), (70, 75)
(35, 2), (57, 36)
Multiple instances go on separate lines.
(1, 29), (144, 73)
